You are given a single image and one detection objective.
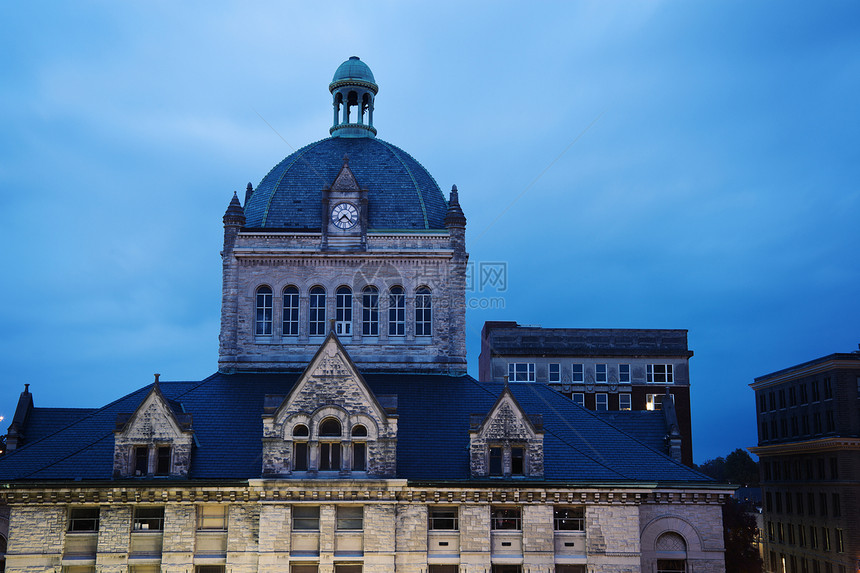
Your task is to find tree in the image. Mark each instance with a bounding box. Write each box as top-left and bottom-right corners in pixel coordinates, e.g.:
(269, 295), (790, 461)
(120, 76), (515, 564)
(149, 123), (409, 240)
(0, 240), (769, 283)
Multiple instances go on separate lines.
(725, 448), (759, 486)
(723, 497), (763, 573)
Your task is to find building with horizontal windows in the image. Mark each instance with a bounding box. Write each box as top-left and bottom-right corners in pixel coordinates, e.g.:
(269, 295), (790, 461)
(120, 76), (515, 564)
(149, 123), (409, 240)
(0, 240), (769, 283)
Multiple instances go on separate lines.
(479, 322), (695, 466)
(0, 57), (729, 573)
(750, 349), (860, 573)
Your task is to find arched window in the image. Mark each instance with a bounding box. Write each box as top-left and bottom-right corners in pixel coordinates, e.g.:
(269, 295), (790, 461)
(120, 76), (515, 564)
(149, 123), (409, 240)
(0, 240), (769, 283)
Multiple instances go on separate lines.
(388, 286), (405, 336)
(255, 286), (273, 336)
(362, 286), (379, 336)
(282, 286), (299, 336)
(293, 424), (309, 472)
(352, 425), (367, 471)
(656, 532), (687, 573)
(415, 286), (432, 336)
(336, 286), (352, 336)
(309, 286), (326, 336)
(319, 418), (342, 471)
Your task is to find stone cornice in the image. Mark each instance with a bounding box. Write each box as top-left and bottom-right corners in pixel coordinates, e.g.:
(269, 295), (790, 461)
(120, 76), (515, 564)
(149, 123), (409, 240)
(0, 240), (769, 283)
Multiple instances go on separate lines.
(749, 436), (860, 455)
(0, 482), (732, 506)
(233, 249), (455, 261)
(750, 358), (860, 389)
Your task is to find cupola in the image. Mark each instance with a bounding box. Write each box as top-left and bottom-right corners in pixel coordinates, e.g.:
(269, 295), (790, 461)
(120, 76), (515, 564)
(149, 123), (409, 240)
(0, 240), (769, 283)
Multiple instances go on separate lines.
(329, 56), (379, 138)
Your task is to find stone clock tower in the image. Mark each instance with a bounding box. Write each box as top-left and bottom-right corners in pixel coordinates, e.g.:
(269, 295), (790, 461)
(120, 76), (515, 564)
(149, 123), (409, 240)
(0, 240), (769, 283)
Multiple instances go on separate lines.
(218, 57), (468, 374)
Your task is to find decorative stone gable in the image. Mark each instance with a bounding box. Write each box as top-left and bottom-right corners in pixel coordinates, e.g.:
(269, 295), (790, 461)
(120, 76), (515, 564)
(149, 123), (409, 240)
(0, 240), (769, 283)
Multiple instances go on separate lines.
(262, 332), (397, 477)
(113, 381), (193, 478)
(470, 387), (544, 478)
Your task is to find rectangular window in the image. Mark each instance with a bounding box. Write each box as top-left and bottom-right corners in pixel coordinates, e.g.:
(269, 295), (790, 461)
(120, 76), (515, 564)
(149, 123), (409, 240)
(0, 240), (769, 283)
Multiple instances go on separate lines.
(197, 505), (227, 530)
(197, 567), (226, 573)
(256, 288), (273, 336)
(830, 457), (838, 480)
(361, 288), (379, 336)
(789, 387), (797, 406)
(489, 446), (503, 476)
(836, 528), (844, 553)
(820, 492), (828, 516)
(155, 446), (171, 476)
(775, 491), (782, 513)
(796, 492), (804, 515)
(810, 525), (818, 549)
(334, 566), (362, 573)
(553, 506), (584, 531)
(826, 410), (835, 432)
(818, 458), (826, 479)
(134, 446), (149, 475)
(761, 422), (769, 441)
(791, 417), (799, 436)
(283, 287), (299, 336)
(619, 393), (632, 411)
(657, 561), (687, 573)
(812, 380), (820, 401)
(511, 447), (525, 475)
(646, 394), (664, 411)
(351, 442), (366, 471)
(778, 522), (784, 543)
(822, 527), (830, 551)
(646, 364), (673, 384)
(786, 492), (793, 513)
(319, 442), (341, 471)
(291, 566), (319, 573)
(771, 419), (778, 439)
(779, 389), (786, 409)
(788, 523), (795, 544)
(824, 377), (832, 399)
(759, 393), (767, 412)
(428, 507), (459, 530)
(293, 506), (320, 531)
(781, 418), (788, 437)
(802, 415), (810, 435)
(800, 383), (808, 403)
(507, 363), (535, 382)
(428, 567), (458, 573)
(294, 442), (309, 472)
(798, 525), (806, 547)
(765, 492), (772, 512)
(619, 364), (630, 383)
(335, 289), (352, 336)
(548, 363), (560, 383)
(814, 412), (822, 434)
(309, 288), (326, 336)
(133, 507), (165, 531)
(769, 391), (776, 410)
(832, 493), (841, 517)
(595, 393), (608, 411)
(336, 506), (363, 530)
(595, 364), (607, 383)
(68, 507), (100, 532)
(763, 463), (772, 482)
(491, 566), (523, 573)
(572, 364), (584, 383)
(808, 492), (815, 515)
(572, 393), (585, 407)
(490, 506), (521, 530)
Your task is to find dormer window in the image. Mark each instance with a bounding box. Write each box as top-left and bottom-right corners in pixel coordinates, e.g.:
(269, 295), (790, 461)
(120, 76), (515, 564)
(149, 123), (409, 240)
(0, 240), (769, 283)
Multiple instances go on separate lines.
(134, 446), (148, 476)
(352, 425), (367, 471)
(470, 387), (544, 479)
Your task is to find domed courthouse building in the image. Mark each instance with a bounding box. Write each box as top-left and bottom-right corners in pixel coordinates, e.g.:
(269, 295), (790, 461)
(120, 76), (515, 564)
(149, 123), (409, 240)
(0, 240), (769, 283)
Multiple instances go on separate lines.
(0, 58), (730, 573)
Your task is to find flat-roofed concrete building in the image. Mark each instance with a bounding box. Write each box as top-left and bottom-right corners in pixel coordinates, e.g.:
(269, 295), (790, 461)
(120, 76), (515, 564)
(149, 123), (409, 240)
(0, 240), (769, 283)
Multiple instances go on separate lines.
(479, 321), (695, 466)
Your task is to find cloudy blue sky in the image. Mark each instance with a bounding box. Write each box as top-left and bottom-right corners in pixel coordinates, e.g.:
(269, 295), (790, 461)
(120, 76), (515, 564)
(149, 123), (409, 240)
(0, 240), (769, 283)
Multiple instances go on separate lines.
(1, 1), (858, 463)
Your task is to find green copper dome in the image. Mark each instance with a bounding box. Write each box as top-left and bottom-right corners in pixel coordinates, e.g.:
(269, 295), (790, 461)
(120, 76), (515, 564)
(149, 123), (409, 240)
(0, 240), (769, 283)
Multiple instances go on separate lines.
(329, 56), (378, 92)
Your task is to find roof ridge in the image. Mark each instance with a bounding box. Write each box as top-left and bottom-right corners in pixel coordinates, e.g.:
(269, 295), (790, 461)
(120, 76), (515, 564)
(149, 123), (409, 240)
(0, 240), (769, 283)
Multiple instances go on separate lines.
(373, 139), (429, 229)
(260, 138), (330, 227)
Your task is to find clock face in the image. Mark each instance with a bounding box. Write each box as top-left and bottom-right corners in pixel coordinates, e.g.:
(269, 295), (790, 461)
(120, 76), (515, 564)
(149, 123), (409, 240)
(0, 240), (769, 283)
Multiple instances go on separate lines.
(331, 202), (359, 230)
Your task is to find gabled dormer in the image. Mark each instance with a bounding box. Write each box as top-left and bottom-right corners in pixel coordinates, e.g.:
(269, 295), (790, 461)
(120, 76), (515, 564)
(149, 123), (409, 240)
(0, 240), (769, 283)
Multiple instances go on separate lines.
(262, 330), (398, 477)
(469, 386), (544, 478)
(321, 156), (369, 251)
(113, 378), (194, 478)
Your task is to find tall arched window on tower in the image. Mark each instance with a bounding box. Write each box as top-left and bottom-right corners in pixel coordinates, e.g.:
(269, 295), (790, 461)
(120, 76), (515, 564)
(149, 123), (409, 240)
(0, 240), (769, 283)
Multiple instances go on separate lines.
(255, 286), (273, 336)
(282, 285), (299, 336)
(309, 286), (326, 336)
(319, 418), (342, 471)
(362, 286), (379, 336)
(335, 286), (352, 336)
(415, 286), (432, 336)
(389, 286), (405, 336)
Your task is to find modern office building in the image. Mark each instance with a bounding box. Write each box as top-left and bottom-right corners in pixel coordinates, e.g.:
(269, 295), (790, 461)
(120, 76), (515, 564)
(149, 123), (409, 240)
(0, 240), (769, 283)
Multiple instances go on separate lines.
(479, 322), (695, 466)
(0, 57), (729, 573)
(750, 349), (860, 573)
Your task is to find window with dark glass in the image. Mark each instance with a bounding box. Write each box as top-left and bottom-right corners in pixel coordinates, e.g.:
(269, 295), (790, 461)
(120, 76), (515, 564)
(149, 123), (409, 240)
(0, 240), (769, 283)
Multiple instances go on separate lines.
(291, 566), (319, 573)
(294, 442), (309, 472)
(133, 507), (164, 531)
(572, 364), (584, 383)
(823, 377), (832, 399)
(489, 446), (503, 476)
(333, 565), (362, 573)
(595, 364), (607, 383)
(619, 364), (630, 383)
(595, 393), (608, 411)
(293, 506), (320, 530)
(429, 507), (458, 530)
(646, 364), (673, 383)
(796, 492), (804, 515)
(553, 506), (584, 531)
(415, 286), (432, 336)
(283, 286), (299, 336)
(319, 418), (342, 471)
(759, 393), (767, 412)
(548, 363), (561, 383)
(800, 383), (808, 403)
(769, 391), (775, 410)
(779, 389), (786, 409)
(490, 506), (521, 530)
(657, 561), (686, 573)
(812, 380), (820, 401)
(255, 286), (273, 336)
(826, 410), (835, 432)
(832, 493), (841, 517)
(351, 425), (367, 471)
(789, 387), (797, 406)
(134, 446), (148, 475)
(388, 286), (405, 336)
(572, 393), (585, 407)
(361, 286), (379, 336)
(822, 527), (830, 551)
(68, 507), (100, 532)
(336, 506), (363, 530)
(820, 492), (828, 516)
(619, 393), (632, 411)
(155, 446), (171, 475)
(335, 286), (352, 336)
(508, 363), (535, 382)
(761, 422), (769, 441)
(309, 286), (326, 336)
(830, 457), (838, 480)
(511, 447), (525, 475)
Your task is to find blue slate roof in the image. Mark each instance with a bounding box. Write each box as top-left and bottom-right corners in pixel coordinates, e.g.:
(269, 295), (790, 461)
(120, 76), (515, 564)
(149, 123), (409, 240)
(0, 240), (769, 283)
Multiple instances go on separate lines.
(0, 373), (711, 485)
(244, 137), (448, 230)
